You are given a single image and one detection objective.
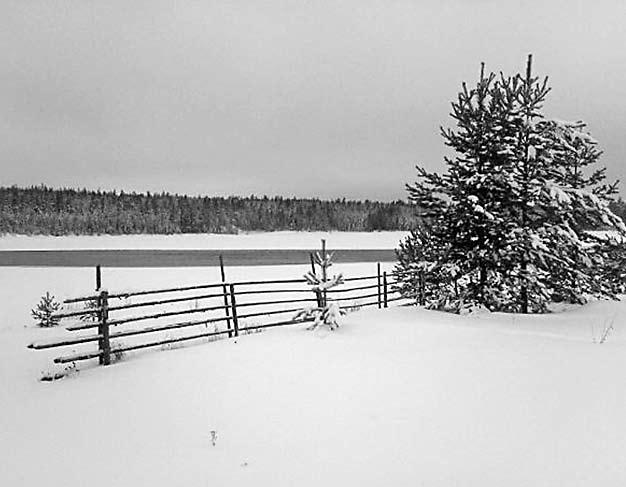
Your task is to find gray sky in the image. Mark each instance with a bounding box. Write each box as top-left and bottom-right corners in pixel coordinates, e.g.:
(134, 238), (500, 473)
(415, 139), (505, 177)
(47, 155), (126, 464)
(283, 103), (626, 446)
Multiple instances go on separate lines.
(2, 0), (625, 200)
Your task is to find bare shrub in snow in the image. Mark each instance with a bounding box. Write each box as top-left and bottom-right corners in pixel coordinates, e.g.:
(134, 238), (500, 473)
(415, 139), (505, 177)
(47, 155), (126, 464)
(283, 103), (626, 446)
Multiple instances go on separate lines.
(239, 321), (264, 335)
(41, 362), (78, 382)
(592, 316), (615, 344)
(111, 342), (126, 362)
(78, 297), (99, 323)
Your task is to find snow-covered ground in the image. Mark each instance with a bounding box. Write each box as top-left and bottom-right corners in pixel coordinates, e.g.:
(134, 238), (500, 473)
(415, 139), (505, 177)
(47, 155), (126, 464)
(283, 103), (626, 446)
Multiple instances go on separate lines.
(1, 298), (626, 486)
(0, 231), (409, 250)
(2, 232), (625, 486)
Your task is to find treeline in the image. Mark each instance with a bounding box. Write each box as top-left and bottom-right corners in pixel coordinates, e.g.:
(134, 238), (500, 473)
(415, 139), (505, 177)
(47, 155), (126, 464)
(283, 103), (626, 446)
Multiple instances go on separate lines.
(610, 198), (626, 224)
(0, 185), (414, 235)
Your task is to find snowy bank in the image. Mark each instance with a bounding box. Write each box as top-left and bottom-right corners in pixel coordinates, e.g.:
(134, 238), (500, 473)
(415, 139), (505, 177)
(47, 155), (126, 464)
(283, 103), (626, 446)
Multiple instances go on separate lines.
(0, 231), (409, 251)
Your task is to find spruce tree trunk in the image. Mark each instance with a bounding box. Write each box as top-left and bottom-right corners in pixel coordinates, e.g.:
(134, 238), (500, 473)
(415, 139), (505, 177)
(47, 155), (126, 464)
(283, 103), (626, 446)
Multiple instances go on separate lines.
(479, 262), (487, 306)
(520, 260), (529, 313)
(519, 54), (533, 314)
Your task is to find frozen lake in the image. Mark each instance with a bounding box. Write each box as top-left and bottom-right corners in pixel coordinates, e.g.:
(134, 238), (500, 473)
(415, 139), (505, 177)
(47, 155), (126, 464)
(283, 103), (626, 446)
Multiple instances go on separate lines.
(0, 248), (397, 267)
(0, 231), (406, 266)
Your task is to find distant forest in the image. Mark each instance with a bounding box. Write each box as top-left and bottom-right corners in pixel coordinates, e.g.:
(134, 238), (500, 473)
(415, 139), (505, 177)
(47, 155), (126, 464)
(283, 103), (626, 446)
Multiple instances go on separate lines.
(611, 198), (626, 225)
(0, 186), (415, 235)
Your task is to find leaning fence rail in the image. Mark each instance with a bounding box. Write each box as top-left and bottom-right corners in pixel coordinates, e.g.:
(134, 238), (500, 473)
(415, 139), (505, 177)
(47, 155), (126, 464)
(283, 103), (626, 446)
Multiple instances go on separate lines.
(29, 266), (405, 372)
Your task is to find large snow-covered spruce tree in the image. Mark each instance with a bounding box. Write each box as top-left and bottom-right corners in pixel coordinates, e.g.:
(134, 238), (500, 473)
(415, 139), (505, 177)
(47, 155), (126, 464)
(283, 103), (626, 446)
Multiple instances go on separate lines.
(395, 55), (625, 313)
(395, 64), (520, 312)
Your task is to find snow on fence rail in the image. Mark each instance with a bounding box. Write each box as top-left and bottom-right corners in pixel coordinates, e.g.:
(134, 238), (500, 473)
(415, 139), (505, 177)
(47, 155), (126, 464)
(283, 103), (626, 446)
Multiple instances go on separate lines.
(28, 260), (404, 371)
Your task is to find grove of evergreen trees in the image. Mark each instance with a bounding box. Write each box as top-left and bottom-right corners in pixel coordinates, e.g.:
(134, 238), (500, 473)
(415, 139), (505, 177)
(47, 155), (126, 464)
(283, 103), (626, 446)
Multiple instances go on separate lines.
(395, 55), (626, 313)
(0, 186), (414, 235)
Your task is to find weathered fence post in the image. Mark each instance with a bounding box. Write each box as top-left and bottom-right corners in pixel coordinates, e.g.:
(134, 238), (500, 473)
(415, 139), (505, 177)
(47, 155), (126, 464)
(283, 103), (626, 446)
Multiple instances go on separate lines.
(98, 290), (111, 366)
(96, 265), (102, 291)
(419, 270), (426, 306)
(229, 283), (239, 337)
(321, 239), (327, 307)
(310, 252), (322, 308)
(377, 263), (382, 309)
(219, 255), (233, 338)
(383, 271), (388, 308)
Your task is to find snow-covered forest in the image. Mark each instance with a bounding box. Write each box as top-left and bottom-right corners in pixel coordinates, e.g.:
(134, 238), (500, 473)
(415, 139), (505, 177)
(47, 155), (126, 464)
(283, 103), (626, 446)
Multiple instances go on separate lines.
(0, 186), (413, 234)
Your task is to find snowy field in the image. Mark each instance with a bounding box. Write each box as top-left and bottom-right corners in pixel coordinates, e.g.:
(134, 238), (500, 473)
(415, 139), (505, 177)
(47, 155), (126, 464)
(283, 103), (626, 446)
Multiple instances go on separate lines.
(2, 299), (626, 486)
(1, 232), (626, 486)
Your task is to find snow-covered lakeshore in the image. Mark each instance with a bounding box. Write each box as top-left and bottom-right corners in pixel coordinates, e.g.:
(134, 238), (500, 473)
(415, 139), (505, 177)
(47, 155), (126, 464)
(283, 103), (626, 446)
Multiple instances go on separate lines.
(1, 232), (626, 486)
(0, 231), (409, 251)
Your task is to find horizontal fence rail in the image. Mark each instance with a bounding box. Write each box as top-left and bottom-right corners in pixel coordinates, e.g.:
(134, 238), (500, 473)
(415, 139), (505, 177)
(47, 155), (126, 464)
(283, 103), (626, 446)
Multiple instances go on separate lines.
(29, 261), (407, 375)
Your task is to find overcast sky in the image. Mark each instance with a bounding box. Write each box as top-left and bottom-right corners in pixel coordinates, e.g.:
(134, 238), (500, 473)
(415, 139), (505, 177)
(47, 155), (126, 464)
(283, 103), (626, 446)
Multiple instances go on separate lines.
(2, 1), (625, 200)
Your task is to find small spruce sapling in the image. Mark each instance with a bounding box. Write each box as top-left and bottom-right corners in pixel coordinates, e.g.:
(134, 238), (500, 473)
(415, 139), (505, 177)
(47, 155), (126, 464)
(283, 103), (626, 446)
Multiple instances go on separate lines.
(294, 241), (346, 330)
(31, 292), (61, 327)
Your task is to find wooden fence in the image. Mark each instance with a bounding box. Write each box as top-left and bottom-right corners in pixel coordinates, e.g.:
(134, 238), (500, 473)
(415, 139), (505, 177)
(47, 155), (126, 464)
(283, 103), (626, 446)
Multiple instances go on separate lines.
(28, 262), (405, 369)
